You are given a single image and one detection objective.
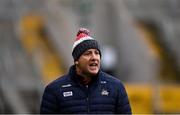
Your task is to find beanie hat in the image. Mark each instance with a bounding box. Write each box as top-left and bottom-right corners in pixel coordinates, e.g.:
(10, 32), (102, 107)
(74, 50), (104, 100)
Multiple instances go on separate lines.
(72, 28), (101, 61)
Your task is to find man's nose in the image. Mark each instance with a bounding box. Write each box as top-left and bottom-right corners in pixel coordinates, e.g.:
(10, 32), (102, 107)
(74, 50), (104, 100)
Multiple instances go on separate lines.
(91, 52), (98, 60)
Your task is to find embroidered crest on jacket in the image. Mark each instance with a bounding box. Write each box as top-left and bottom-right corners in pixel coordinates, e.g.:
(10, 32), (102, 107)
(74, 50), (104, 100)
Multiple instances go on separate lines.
(101, 89), (109, 96)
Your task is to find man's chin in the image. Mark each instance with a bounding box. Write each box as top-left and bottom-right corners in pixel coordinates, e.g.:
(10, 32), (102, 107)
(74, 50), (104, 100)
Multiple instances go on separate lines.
(88, 70), (99, 76)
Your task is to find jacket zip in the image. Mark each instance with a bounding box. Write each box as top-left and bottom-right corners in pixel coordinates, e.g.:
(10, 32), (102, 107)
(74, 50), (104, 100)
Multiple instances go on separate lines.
(86, 85), (90, 113)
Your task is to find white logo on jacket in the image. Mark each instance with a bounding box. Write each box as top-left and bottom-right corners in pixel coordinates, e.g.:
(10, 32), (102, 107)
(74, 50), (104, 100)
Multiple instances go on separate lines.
(63, 91), (73, 97)
(62, 84), (72, 88)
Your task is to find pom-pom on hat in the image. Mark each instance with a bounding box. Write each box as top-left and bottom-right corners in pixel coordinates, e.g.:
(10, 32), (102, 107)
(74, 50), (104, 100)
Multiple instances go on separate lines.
(72, 28), (101, 61)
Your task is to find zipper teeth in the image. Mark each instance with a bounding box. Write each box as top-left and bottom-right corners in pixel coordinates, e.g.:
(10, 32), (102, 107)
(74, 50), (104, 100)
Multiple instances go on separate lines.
(86, 85), (89, 113)
(87, 97), (89, 113)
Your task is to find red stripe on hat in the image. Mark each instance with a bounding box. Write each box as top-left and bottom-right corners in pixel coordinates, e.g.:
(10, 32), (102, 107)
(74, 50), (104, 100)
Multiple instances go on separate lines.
(76, 33), (88, 41)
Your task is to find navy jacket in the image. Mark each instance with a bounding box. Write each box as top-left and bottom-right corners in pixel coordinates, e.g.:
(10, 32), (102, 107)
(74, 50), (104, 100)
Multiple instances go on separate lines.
(40, 65), (131, 114)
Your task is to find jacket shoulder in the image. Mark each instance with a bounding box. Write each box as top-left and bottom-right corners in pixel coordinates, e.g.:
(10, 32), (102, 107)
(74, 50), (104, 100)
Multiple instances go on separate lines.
(100, 72), (124, 86)
(100, 71), (128, 93)
(45, 74), (70, 93)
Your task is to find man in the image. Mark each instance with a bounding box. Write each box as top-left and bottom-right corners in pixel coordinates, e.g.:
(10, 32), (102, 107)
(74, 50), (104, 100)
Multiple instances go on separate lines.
(40, 28), (132, 114)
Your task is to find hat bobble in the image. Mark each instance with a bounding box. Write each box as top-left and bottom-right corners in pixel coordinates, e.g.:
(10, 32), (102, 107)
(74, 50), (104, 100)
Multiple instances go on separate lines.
(77, 28), (90, 36)
(72, 28), (101, 61)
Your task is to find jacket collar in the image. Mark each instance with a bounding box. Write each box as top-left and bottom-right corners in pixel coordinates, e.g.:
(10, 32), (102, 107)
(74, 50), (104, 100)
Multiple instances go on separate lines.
(68, 65), (102, 87)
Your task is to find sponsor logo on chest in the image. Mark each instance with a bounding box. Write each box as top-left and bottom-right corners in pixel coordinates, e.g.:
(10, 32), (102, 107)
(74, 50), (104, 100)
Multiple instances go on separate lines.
(63, 91), (73, 97)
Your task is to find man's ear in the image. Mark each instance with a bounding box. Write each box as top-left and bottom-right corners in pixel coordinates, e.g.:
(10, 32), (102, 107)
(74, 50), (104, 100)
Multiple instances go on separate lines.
(75, 61), (79, 65)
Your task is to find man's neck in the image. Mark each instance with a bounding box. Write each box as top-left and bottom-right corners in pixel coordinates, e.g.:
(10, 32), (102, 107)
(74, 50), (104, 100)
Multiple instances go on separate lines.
(80, 76), (91, 86)
(76, 67), (92, 85)
(76, 73), (92, 86)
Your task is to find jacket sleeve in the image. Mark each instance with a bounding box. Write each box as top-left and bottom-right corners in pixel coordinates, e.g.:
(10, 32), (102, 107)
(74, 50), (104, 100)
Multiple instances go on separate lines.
(40, 85), (59, 114)
(116, 83), (132, 114)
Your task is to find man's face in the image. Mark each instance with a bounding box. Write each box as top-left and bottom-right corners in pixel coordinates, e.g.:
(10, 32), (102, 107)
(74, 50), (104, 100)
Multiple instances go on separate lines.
(76, 49), (101, 77)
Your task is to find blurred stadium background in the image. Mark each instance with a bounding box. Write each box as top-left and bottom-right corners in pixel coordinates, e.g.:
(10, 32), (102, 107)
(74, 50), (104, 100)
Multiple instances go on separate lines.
(0, 0), (180, 114)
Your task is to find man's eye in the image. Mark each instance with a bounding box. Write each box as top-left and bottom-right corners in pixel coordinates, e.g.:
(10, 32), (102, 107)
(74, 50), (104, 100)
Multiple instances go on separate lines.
(83, 52), (90, 55)
(95, 51), (99, 54)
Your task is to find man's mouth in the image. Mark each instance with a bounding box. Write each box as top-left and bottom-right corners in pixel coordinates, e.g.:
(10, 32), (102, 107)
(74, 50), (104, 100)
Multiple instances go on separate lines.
(88, 63), (99, 73)
(89, 63), (98, 67)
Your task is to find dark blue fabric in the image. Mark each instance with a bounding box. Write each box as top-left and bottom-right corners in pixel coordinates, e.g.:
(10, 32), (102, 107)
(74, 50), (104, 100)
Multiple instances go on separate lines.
(40, 65), (132, 114)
